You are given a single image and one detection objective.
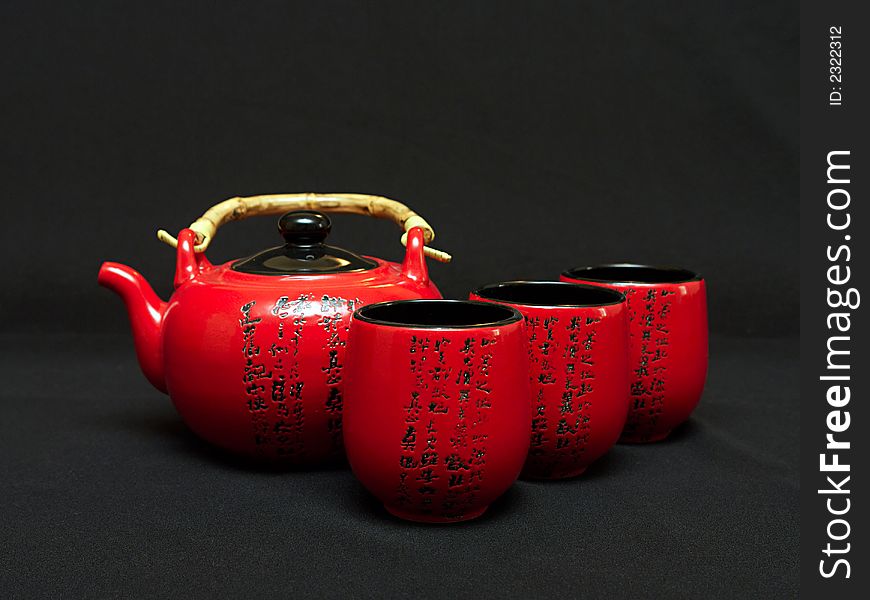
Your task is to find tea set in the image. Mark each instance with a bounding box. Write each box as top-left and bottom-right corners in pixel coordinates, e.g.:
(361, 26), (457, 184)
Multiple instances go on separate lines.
(100, 193), (708, 523)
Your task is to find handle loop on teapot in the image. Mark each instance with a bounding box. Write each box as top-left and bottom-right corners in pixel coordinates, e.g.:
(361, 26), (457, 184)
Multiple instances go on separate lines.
(156, 193), (452, 263)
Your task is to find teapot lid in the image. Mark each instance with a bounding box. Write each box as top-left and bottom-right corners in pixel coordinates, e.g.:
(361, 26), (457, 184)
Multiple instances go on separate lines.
(231, 211), (377, 275)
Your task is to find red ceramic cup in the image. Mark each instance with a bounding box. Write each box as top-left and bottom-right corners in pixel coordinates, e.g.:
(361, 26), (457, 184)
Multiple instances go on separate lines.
(470, 282), (630, 479)
(343, 300), (531, 523)
(561, 265), (708, 443)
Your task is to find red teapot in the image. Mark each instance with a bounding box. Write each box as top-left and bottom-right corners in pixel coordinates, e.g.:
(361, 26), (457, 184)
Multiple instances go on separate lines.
(98, 193), (449, 463)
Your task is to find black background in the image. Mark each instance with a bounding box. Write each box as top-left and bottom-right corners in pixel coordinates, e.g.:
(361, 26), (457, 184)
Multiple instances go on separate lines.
(1, 1), (798, 598)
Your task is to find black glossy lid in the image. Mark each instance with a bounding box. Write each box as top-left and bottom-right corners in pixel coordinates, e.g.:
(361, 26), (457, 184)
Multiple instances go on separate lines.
(231, 211), (377, 275)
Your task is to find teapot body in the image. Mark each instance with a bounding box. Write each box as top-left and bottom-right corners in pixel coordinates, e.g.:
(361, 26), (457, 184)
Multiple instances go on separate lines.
(100, 198), (450, 464)
(162, 259), (441, 462)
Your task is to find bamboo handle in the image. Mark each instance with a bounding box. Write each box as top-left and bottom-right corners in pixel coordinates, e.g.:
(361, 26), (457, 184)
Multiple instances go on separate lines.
(156, 193), (452, 263)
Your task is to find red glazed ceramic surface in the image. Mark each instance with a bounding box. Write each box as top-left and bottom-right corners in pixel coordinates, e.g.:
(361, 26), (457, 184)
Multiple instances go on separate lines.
(343, 300), (531, 523)
(561, 265), (708, 443)
(99, 217), (441, 463)
(470, 282), (630, 479)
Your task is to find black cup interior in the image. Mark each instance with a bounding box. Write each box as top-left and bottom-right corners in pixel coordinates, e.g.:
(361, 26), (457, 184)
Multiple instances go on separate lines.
(563, 264), (700, 284)
(354, 300), (522, 329)
(473, 281), (624, 307)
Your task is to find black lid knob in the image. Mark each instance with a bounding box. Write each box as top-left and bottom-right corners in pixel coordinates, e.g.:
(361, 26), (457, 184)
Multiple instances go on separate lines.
(278, 211), (331, 245)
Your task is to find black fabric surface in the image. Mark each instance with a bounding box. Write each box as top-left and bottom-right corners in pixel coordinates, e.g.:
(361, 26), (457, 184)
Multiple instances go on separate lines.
(0, 333), (798, 598)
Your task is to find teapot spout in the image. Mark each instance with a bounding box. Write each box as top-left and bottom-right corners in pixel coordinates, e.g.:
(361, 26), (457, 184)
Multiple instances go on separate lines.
(98, 262), (168, 393)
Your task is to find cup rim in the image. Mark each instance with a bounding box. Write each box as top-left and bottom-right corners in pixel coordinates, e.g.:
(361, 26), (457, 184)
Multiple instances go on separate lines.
(471, 280), (626, 308)
(353, 299), (524, 330)
(562, 263), (702, 285)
